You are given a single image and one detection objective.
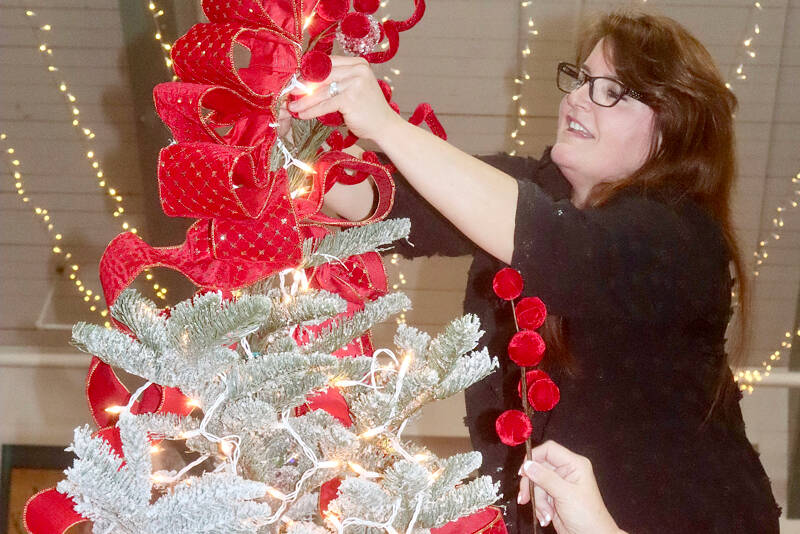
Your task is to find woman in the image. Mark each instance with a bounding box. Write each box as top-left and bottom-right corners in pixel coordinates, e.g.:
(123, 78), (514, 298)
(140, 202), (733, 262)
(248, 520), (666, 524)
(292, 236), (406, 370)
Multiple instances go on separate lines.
(290, 9), (780, 533)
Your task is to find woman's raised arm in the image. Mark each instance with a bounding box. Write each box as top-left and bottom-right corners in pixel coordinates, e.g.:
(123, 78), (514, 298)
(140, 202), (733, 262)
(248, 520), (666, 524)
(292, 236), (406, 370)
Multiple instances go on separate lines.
(289, 56), (518, 264)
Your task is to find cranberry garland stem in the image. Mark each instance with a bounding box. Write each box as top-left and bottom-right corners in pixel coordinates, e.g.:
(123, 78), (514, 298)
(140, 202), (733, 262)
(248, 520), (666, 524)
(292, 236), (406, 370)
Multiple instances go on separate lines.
(511, 299), (540, 534)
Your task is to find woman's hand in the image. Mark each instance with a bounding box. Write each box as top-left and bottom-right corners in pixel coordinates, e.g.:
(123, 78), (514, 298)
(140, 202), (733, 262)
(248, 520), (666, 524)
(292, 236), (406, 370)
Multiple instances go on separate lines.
(519, 440), (625, 534)
(288, 56), (402, 142)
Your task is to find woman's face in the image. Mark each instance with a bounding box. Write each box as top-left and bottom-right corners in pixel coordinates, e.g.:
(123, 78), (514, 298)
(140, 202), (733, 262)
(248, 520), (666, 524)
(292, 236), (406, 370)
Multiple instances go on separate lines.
(551, 39), (656, 204)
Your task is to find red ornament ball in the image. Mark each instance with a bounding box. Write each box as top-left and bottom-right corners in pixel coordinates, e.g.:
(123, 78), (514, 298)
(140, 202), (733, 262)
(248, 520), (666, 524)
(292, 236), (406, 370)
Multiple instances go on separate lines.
(492, 267), (523, 301)
(495, 409), (532, 446)
(508, 330), (546, 367)
(300, 51), (332, 82)
(340, 12), (372, 39)
(515, 296), (547, 330)
(527, 378), (560, 412)
(317, 0), (350, 21)
(353, 0), (380, 14)
(517, 369), (550, 398)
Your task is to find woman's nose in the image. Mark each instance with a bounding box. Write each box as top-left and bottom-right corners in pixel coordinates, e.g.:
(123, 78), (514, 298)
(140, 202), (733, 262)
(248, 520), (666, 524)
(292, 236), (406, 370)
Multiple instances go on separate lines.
(566, 81), (592, 109)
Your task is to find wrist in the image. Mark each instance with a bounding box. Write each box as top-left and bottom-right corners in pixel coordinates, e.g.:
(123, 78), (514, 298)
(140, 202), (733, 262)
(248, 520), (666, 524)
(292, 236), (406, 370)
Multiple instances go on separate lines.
(371, 111), (409, 149)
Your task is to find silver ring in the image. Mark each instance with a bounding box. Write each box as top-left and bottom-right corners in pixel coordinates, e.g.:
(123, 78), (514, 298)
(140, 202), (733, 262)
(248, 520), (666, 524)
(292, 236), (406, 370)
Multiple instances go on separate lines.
(328, 81), (339, 98)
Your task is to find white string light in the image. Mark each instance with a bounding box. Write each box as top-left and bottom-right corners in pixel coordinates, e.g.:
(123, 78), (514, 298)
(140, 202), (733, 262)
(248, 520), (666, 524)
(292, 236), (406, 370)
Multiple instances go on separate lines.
(507, 1), (538, 157)
(725, 2), (763, 90)
(22, 9), (169, 301)
(145, 0), (178, 79)
(1, 133), (113, 326)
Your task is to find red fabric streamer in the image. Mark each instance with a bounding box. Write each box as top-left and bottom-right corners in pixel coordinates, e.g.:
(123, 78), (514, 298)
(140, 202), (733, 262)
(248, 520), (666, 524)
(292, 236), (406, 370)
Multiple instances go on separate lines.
(495, 409), (532, 446)
(527, 378), (561, 412)
(492, 267), (523, 301)
(24, 489), (88, 534)
(319, 477), (343, 516)
(432, 506), (508, 534)
(296, 388), (353, 426)
(507, 330), (546, 367)
(515, 296), (547, 331)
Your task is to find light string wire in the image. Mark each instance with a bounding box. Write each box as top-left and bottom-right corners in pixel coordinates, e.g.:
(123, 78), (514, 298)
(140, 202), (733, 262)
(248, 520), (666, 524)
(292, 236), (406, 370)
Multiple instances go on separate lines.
(0, 132), (110, 323)
(21, 7), (170, 302)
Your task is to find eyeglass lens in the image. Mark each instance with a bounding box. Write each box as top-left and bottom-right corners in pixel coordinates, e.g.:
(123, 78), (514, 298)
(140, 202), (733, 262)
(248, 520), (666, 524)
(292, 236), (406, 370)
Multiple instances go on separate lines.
(557, 63), (627, 107)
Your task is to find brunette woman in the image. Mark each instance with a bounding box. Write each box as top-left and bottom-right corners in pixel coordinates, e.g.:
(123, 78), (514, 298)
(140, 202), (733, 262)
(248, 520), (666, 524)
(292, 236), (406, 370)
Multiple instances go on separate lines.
(289, 10), (781, 533)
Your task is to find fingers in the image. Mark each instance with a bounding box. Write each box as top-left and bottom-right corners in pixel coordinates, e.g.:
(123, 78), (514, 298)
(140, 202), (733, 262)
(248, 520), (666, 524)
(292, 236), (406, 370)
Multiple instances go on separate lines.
(518, 463), (555, 527)
(294, 95), (344, 121)
(330, 55), (369, 67)
(523, 459), (571, 503)
(530, 439), (582, 470)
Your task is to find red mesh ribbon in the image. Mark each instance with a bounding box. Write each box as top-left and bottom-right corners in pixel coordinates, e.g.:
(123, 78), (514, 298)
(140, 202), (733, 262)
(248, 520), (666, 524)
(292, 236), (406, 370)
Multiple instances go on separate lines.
(23, 489), (87, 534)
(172, 23), (299, 102)
(294, 151), (396, 226)
(154, 82), (274, 146)
(431, 506), (508, 534)
(23, 426), (128, 533)
(362, 0), (426, 64)
(201, 0), (315, 42)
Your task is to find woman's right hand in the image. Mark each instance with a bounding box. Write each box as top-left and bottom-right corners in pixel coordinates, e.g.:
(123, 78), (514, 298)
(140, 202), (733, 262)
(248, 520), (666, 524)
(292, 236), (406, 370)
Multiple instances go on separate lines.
(519, 440), (625, 534)
(288, 56), (403, 143)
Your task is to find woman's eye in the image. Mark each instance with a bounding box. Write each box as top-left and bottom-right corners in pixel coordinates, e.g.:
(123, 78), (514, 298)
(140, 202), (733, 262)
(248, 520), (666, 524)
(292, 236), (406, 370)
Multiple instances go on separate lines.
(606, 88), (621, 99)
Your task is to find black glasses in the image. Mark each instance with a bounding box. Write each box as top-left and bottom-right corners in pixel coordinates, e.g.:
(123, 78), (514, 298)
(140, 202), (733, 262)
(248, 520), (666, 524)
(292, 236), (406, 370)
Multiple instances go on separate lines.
(556, 62), (645, 107)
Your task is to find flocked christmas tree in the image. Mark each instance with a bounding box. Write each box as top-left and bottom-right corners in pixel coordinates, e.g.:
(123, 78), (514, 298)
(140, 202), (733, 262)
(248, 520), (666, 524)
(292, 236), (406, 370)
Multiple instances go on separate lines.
(54, 221), (500, 533)
(23, 1), (511, 533)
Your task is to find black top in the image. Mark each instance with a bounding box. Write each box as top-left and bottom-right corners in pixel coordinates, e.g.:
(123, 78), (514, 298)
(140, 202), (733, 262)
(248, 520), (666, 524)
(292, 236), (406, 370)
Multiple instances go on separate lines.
(389, 150), (780, 534)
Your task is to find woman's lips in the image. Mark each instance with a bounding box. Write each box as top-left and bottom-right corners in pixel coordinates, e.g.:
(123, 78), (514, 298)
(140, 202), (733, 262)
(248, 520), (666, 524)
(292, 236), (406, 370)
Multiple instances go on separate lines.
(566, 115), (594, 138)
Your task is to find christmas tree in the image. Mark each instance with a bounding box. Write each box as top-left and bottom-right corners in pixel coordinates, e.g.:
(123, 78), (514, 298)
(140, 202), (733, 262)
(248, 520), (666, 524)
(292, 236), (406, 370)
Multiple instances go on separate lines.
(24, 1), (508, 533)
(51, 222), (500, 534)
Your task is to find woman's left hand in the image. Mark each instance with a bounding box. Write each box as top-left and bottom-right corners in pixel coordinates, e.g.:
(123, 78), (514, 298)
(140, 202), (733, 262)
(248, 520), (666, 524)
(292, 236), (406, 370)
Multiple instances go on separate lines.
(288, 56), (403, 142)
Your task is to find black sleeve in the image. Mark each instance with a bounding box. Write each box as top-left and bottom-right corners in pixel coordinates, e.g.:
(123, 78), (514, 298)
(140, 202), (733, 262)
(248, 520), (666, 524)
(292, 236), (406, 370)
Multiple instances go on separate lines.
(511, 181), (729, 322)
(389, 154), (539, 259)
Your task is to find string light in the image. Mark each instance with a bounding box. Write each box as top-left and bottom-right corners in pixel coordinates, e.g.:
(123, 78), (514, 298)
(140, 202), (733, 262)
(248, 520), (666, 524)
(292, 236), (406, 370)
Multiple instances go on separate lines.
(1, 133), (110, 325)
(24, 9), (170, 301)
(507, 1), (538, 156)
(725, 2), (763, 89)
(146, 0), (178, 79)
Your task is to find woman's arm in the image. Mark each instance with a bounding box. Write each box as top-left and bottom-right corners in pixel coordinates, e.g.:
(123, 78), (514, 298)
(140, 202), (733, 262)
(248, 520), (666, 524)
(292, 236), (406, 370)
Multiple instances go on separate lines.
(290, 57), (518, 263)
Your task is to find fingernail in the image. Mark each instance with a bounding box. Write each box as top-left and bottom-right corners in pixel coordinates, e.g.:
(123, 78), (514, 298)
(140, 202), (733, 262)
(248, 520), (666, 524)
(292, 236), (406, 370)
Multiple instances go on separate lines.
(522, 460), (533, 472)
(539, 517), (547, 527)
(517, 493), (523, 504)
(544, 513), (551, 526)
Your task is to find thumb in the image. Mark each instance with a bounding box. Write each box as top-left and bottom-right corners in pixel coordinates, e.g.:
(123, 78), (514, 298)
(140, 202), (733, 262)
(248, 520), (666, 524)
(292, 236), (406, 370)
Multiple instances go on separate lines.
(523, 460), (571, 501)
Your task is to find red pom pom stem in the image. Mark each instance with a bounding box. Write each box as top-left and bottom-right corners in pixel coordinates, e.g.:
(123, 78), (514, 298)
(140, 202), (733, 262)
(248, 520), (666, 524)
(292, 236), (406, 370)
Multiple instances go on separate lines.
(515, 296), (547, 330)
(527, 378), (560, 412)
(508, 330), (546, 367)
(317, 0), (350, 21)
(495, 409), (532, 446)
(300, 50), (332, 82)
(354, 0), (380, 14)
(492, 267), (523, 301)
(340, 12), (371, 38)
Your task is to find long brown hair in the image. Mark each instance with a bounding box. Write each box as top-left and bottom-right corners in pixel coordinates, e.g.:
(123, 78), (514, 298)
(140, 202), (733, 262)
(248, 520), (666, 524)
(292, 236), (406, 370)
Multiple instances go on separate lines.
(543, 10), (750, 404)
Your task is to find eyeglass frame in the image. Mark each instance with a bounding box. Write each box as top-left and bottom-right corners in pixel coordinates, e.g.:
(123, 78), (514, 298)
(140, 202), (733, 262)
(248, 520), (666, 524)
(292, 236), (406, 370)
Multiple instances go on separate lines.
(556, 62), (645, 107)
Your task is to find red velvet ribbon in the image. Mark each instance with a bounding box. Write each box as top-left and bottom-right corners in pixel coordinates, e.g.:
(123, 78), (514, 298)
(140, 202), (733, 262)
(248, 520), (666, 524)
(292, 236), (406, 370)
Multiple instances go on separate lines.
(431, 507), (508, 534)
(201, 0), (315, 43)
(172, 23), (300, 103)
(24, 489), (87, 534)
